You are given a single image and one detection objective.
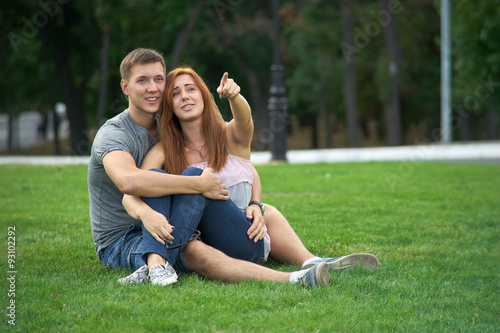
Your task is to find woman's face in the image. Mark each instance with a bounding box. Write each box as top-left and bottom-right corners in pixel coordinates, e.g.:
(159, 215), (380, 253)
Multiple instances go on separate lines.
(171, 74), (204, 123)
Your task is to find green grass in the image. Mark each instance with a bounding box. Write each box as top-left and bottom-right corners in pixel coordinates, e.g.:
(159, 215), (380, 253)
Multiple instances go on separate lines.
(1, 161), (499, 332)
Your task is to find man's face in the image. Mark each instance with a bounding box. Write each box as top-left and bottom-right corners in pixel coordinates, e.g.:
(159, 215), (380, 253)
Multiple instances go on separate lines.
(121, 62), (165, 116)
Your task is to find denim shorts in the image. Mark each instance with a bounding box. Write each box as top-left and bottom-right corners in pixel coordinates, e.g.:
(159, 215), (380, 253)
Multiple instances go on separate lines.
(99, 224), (191, 274)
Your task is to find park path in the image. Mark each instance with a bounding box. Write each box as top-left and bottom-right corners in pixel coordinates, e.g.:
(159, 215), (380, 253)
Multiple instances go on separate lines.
(1, 142), (499, 165)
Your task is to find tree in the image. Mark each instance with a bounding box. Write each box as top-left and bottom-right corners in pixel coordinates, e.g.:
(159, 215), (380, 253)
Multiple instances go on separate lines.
(340, 0), (361, 147)
(286, 1), (343, 148)
(1, 1), (50, 153)
(452, 0), (500, 140)
(43, 1), (100, 155)
(378, 0), (403, 145)
(169, 0), (205, 70)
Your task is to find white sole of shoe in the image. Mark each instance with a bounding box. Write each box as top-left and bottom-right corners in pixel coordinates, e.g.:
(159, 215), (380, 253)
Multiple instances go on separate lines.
(303, 253), (379, 270)
(150, 275), (178, 286)
(326, 253), (379, 271)
(315, 262), (330, 286)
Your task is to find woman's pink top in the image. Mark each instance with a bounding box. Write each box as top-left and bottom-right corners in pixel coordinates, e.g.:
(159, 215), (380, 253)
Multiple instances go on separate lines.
(190, 154), (254, 211)
(190, 154), (271, 261)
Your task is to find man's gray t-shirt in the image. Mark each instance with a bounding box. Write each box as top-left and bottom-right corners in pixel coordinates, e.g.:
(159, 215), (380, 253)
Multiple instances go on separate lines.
(88, 110), (157, 257)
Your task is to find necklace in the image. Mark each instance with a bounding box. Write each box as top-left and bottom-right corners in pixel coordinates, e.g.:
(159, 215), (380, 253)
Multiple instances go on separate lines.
(183, 137), (207, 151)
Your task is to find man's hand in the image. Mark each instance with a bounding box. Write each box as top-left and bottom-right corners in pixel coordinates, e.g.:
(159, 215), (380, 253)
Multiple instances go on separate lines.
(199, 168), (229, 200)
(141, 209), (175, 244)
(246, 205), (266, 243)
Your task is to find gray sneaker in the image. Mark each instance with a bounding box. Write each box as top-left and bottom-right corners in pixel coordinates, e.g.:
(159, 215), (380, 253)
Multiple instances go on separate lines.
(149, 263), (178, 286)
(118, 265), (149, 285)
(295, 262), (329, 287)
(302, 253), (379, 271)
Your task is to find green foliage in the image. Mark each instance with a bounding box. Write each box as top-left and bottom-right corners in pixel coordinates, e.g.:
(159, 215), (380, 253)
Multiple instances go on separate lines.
(1, 0), (499, 150)
(1, 162), (499, 331)
(453, 0), (500, 112)
(286, 1), (344, 121)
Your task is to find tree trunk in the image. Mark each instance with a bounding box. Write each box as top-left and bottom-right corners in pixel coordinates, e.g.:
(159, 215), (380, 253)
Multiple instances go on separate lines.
(459, 115), (470, 141)
(0, 26), (15, 154)
(96, 24), (111, 128)
(40, 27), (61, 155)
(379, 0), (403, 146)
(5, 97), (15, 154)
(319, 75), (331, 148)
(311, 113), (318, 149)
(55, 44), (90, 155)
(340, 0), (360, 147)
(232, 50), (269, 150)
(169, 0), (205, 70)
(486, 106), (498, 139)
(50, 4), (92, 156)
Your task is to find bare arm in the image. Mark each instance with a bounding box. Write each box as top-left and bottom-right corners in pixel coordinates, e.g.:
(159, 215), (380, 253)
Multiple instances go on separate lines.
(104, 145), (227, 243)
(217, 73), (262, 241)
(218, 72), (254, 154)
(246, 166), (266, 243)
(103, 147), (228, 198)
(122, 194), (174, 244)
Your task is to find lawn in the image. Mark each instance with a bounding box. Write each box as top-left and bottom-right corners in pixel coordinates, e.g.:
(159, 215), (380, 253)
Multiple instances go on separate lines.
(1, 161), (499, 332)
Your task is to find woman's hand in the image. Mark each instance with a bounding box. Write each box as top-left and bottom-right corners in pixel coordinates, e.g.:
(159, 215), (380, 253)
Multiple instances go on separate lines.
(141, 209), (175, 245)
(245, 204), (267, 243)
(217, 72), (240, 99)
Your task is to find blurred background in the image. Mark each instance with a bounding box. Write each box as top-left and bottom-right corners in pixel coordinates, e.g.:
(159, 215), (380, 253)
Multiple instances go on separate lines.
(1, 0), (499, 156)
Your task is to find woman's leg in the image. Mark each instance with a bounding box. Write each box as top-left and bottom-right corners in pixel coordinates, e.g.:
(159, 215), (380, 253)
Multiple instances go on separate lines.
(264, 205), (315, 266)
(182, 167), (265, 263)
(200, 198), (265, 263)
(141, 168), (205, 268)
(142, 167), (264, 266)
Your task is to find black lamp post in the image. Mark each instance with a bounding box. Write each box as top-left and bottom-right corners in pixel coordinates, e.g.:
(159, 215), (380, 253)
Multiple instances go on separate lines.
(268, 0), (288, 161)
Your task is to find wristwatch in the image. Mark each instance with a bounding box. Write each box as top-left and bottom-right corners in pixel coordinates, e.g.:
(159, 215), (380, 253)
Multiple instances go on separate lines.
(249, 200), (265, 216)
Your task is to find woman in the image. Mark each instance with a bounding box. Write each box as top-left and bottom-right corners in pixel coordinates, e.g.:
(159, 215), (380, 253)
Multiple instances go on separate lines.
(147, 67), (269, 254)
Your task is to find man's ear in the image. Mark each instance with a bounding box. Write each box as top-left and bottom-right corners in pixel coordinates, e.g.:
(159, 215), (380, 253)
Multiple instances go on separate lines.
(121, 79), (129, 96)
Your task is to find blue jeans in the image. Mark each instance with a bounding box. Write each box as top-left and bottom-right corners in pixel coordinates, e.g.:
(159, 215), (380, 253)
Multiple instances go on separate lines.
(100, 167), (265, 273)
(99, 223), (144, 269)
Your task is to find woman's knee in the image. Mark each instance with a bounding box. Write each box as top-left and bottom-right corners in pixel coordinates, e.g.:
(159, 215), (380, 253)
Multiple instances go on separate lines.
(181, 167), (203, 176)
(149, 168), (167, 174)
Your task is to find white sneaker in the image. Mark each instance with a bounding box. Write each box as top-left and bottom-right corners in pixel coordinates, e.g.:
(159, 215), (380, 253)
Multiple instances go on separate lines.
(148, 263), (178, 286)
(117, 265), (149, 285)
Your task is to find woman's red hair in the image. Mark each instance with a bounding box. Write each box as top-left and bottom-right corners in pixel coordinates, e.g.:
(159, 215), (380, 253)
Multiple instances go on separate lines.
(159, 67), (227, 175)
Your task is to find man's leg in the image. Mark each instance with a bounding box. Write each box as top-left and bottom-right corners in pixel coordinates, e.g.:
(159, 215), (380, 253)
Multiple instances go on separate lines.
(100, 224), (146, 270)
(181, 240), (329, 287)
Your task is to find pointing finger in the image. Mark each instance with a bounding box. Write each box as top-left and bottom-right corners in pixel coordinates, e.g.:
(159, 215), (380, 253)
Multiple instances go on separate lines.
(220, 72), (229, 85)
(218, 72), (229, 97)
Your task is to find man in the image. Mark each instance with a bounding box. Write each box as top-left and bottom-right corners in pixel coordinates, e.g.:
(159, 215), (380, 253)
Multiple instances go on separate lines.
(88, 48), (378, 288)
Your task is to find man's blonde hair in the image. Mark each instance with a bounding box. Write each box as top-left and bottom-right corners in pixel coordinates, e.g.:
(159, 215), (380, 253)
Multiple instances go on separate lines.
(120, 48), (166, 81)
